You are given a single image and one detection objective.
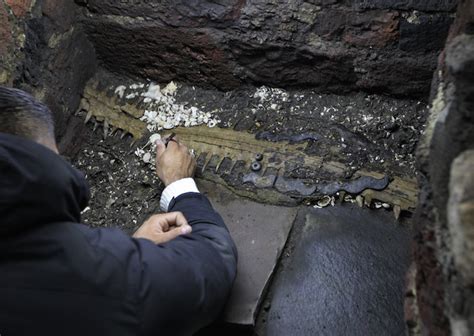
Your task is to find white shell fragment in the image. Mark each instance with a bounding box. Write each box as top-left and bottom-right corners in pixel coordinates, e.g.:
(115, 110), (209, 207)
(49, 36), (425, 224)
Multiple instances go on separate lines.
(208, 120), (217, 128)
(162, 81), (178, 96)
(142, 152), (152, 163)
(134, 148), (145, 157)
(114, 85), (126, 99)
(148, 133), (161, 145)
(113, 81), (221, 135)
(313, 195), (335, 209)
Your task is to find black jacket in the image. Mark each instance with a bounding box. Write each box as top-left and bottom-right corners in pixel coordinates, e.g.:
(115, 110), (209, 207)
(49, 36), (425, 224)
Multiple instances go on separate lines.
(0, 133), (237, 335)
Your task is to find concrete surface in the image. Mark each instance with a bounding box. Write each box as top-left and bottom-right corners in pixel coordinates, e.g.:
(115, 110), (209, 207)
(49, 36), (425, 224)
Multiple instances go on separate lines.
(198, 180), (298, 326)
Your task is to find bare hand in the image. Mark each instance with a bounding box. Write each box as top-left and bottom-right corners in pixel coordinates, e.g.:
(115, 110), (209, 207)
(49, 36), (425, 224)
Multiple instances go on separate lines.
(133, 212), (192, 244)
(155, 135), (196, 186)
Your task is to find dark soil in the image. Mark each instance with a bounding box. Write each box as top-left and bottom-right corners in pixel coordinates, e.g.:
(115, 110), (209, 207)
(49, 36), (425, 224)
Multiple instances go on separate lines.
(71, 128), (163, 234)
(70, 84), (427, 235)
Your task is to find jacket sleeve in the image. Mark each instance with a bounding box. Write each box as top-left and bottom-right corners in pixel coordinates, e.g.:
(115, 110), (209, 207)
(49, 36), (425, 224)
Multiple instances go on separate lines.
(135, 192), (238, 335)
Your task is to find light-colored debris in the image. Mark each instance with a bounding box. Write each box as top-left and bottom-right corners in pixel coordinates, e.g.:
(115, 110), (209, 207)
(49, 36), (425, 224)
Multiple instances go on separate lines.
(114, 85), (126, 99)
(314, 195), (335, 208)
(84, 111), (92, 124)
(142, 152), (152, 163)
(393, 205), (402, 220)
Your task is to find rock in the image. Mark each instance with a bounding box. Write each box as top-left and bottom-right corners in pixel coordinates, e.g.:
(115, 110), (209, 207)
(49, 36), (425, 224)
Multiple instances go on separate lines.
(448, 150), (474, 285)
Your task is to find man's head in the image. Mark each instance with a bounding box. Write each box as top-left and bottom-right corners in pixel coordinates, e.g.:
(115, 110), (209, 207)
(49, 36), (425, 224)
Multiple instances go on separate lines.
(0, 86), (58, 153)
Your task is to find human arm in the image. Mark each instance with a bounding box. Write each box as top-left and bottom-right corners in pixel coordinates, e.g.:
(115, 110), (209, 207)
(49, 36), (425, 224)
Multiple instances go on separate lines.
(136, 136), (237, 334)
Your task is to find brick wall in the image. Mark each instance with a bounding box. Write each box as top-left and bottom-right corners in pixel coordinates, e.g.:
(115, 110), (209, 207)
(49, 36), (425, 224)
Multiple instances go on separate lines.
(77, 0), (457, 98)
(0, 0), (97, 142)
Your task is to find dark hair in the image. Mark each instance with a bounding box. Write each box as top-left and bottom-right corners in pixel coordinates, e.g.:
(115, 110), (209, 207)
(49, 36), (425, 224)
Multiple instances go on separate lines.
(0, 86), (54, 141)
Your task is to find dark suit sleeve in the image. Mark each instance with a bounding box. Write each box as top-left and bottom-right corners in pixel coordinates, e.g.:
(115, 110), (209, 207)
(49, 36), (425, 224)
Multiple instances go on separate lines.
(136, 192), (238, 335)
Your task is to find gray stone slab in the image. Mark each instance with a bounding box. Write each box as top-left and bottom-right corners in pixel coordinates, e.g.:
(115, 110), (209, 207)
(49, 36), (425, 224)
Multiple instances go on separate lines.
(198, 180), (298, 326)
(263, 204), (411, 336)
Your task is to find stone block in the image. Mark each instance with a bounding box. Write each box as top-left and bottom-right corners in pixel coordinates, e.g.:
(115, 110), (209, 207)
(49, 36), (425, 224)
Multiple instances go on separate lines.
(262, 205), (411, 335)
(448, 150), (474, 285)
(356, 52), (437, 97)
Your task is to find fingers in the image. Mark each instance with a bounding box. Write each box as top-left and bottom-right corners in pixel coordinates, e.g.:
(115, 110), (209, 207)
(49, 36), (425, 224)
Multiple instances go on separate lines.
(156, 134), (180, 154)
(161, 211), (189, 228)
(159, 226), (191, 243)
(156, 140), (166, 158)
(132, 212), (192, 245)
(166, 139), (180, 151)
(158, 212), (192, 241)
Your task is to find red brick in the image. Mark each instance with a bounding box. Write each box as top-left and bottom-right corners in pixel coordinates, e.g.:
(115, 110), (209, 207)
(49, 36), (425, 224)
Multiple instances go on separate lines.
(5, 0), (32, 18)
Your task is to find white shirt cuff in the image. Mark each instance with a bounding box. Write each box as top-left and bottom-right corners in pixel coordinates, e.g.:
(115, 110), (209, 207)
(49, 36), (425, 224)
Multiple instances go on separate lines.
(160, 178), (200, 212)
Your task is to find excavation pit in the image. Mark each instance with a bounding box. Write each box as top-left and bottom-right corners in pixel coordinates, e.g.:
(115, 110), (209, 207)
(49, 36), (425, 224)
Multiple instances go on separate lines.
(2, 0), (471, 334)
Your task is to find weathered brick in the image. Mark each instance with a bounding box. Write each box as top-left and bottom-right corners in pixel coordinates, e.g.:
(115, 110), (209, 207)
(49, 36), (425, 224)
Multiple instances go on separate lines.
(343, 10), (399, 48)
(80, 0), (445, 97)
(399, 14), (453, 52)
(5, 0), (32, 18)
(353, 0), (458, 12)
(42, 0), (76, 31)
(0, 2), (12, 57)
